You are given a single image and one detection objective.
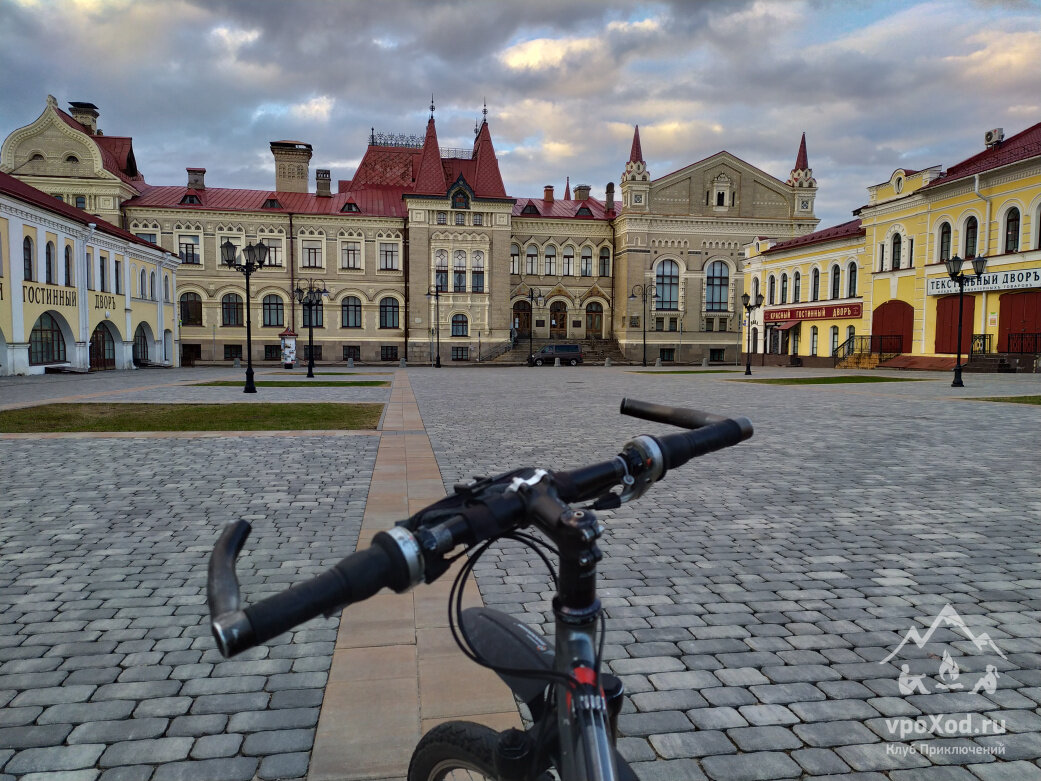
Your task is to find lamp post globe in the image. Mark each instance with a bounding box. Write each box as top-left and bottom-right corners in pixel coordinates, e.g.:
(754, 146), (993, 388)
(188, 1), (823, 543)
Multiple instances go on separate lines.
(294, 279), (327, 379)
(946, 255), (987, 388)
(742, 292), (765, 376)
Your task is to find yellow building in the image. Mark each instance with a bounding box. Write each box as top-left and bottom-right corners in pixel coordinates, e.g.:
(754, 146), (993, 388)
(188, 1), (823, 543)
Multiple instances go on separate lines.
(745, 123), (1041, 370)
(0, 171), (176, 375)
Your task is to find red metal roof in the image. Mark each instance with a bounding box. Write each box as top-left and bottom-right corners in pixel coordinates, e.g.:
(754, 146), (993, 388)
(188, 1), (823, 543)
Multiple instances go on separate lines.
(762, 218), (863, 254)
(512, 196), (611, 220)
(413, 117), (447, 195)
(0, 170), (162, 250)
(629, 125), (643, 163)
(53, 107), (145, 186)
(126, 183), (409, 218)
(922, 122), (1041, 190)
(794, 132), (808, 172)
(470, 120), (507, 198)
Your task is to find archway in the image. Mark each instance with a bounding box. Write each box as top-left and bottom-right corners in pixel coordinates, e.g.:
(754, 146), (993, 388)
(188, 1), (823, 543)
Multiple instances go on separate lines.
(549, 301), (567, 338)
(934, 295), (974, 355)
(998, 291), (1041, 352)
(512, 300), (531, 337)
(133, 322), (154, 365)
(29, 312), (73, 367)
(871, 299), (913, 353)
(585, 302), (604, 337)
(89, 322), (118, 370)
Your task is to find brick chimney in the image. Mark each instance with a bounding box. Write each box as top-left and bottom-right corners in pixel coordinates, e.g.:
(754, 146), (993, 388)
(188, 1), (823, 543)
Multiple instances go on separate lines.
(574, 184), (591, 201)
(187, 168), (206, 190)
(270, 141), (313, 193)
(605, 182), (615, 212)
(316, 169), (331, 197)
(543, 185), (554, 202)
(68, 101), (99, 135)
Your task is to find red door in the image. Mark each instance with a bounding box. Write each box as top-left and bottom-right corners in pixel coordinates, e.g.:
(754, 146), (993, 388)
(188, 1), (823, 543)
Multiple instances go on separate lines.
(998, 291), (1041, 352)
(871, 300), (913, 353)
(934, 295), (974, 354)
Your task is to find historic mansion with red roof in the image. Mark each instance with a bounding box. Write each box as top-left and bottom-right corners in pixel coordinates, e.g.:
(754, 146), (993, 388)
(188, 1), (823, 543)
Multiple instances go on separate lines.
(3, 96), (826, 367)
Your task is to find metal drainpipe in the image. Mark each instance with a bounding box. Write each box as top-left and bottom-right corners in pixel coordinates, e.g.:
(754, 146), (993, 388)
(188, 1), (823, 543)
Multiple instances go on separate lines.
(403, 224), (410, 362)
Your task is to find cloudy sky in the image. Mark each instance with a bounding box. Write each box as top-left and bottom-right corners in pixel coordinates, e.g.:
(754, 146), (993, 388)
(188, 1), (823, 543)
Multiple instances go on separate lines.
(1, 0), (1038, 228)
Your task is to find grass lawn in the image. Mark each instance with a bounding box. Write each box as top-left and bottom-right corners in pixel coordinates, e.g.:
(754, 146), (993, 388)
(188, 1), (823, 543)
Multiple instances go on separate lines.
(736, 375), (928, 385)
(629, 370), (741, 375)
(272, 371), (392, 376)
(0, 403), (383, 433)
(971, 395), (1041, 406)
(196, 380), (389, 388)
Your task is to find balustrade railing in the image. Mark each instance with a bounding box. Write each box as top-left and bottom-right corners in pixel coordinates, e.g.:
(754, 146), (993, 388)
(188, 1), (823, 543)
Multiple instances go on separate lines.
(970, 334), (993, 355)
(1007, 333), (1041, 353)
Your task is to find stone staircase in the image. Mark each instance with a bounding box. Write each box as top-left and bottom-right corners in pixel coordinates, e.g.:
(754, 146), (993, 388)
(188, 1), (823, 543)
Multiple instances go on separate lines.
(486, 336), (628, 365)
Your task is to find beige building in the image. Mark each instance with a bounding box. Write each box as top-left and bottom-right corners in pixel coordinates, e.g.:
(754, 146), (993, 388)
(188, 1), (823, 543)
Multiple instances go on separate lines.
(2, 97), (820, 366)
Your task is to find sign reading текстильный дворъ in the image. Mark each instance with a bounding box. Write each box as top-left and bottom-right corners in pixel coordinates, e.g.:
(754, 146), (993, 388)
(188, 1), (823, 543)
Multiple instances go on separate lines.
(927, 267), (1041, 295)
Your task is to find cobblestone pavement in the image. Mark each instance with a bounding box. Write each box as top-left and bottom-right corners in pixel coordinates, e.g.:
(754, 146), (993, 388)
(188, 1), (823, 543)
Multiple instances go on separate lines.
(410, 366), (1041, 781)
(0, 369), (380, 781)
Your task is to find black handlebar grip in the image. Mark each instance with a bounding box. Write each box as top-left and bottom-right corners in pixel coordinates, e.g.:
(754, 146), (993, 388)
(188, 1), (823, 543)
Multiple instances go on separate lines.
(208, 520), (251, 620)
(621, 398), (725, 430)
(213, 531), (413, 657)
(655, 417), (754, 471)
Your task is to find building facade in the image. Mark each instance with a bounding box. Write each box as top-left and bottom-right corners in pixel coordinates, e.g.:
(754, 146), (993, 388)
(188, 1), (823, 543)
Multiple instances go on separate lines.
(3, 97), (821, 366)
(0, 171), (176, 375)
(745, 123), (1041, 368)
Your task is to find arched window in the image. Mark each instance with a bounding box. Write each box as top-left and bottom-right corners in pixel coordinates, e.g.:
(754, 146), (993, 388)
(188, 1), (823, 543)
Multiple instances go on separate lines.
(221, 293), (243, 326)
(599, 247), (610, 277)
(164, 275), (170, 301)
(434, 249), (448, 292)
(180, 292), (202, 326)
(847, 325), (856, 342)
(810, 326), (819, 356)
(847, 262), (858, 298)
(811, 268), (820, 301)
(139, 269), (147, 298)
(793, 272), (801, 303)
(1005, 207), (1021, 253)
(451, 314), (468, 336)
(453, 251), (466, 293)
(45, 242), (55, 284)
(580, 247), (593, 276)
(262, 295), (284, 327)
(29, 313), (66, 364)
(302, 298), (323, 328)
(780, 273), (788, 304)
(830, 264), (841, 299)
(472, 252), (485, 293)
(23, 237), (34, 281)
(562, 246), (574, 276)
(379, 297), (399, 329)
(939, 222), (952, 262)
(149, 272), (156, 300)
(544, 246), (556, 276)
(342, 296), (362, 328)
(510, 244), (520, 275)
(768, 275), (776, 305)
(98, 254), (106, 291)
(964, 217), (978, 258)
(65, 245), (73, 287)
(752, 277), (760, 301)
(656, 260), (679, 310)
(891, 235), (902, 270)
(706, 261), (728, 312)
(830, 325), (839, 355)
(525, 246), (538, 275)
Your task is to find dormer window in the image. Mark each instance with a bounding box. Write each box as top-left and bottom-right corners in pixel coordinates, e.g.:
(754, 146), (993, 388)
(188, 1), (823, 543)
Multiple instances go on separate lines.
(263, 198), (282, 209)
(180, 193), (201, 205)
(521, 203), (539, 215)
(452, 191), (469, 210)
(340, 202), (361, 213)
(576, 206), (593, 217)
(65, 155), (79, 163)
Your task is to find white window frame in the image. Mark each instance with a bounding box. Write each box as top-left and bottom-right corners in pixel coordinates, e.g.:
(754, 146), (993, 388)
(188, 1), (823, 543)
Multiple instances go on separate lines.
(340, 239), (363, 270)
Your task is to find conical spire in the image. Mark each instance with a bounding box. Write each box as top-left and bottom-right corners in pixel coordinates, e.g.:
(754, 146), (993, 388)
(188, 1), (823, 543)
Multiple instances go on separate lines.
(629, 125), (644, 164)
(414, 113), (446, 194)
(471, 111), (507, 198)
(795, 132), (808, 172)
(564, 176), (571, 200)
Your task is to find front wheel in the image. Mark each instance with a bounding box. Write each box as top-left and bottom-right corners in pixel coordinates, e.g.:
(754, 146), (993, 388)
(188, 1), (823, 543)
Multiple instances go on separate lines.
(534, 358), (544, 366)
(568, 358), (578, 366)
(408, 721), (500, 781)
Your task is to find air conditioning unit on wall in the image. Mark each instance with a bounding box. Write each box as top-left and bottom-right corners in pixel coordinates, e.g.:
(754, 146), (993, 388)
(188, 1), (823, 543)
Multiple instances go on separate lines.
(985, 128), (1005, 147)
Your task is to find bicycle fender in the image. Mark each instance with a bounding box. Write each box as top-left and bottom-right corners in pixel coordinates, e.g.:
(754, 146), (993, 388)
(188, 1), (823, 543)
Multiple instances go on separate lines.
(460, 607), (554, 704)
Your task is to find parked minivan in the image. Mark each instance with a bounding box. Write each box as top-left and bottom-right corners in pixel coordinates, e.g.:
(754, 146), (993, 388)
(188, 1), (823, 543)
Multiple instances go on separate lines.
(529, 344), (583, 366)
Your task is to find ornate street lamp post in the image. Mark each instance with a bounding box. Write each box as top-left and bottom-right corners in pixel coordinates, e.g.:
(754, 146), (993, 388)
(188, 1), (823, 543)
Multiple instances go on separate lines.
(629, 284), (657, 367)
(741, 292), (766, 376)
(425, 285), (442, 367)
(293, 278), (328, 378)
(526, 287), (541, 366)
(944, 254), (988, 387)
(220, 239), (269, 393)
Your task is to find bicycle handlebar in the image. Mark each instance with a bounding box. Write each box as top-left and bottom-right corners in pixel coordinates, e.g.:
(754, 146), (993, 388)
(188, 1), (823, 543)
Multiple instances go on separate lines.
(208, 399), (753, 657)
